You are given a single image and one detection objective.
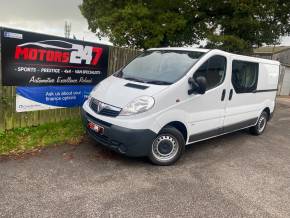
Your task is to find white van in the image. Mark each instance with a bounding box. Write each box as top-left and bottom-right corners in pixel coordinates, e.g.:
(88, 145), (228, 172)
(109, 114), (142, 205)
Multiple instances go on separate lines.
(82, 48), (280, 165)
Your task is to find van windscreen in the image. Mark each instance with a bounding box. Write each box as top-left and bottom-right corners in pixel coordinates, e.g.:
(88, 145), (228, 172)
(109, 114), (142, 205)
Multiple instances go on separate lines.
(114, 50), (205, 85)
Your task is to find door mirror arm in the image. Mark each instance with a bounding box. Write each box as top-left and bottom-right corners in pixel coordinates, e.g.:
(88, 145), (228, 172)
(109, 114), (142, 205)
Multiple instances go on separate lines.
(188, 77), (199, 95)
(188, 76), (207, 95)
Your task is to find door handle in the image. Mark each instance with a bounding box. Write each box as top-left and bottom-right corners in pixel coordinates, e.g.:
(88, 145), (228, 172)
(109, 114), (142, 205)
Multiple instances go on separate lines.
(221, 89), (226, 101)
(229, 89), (233, 100)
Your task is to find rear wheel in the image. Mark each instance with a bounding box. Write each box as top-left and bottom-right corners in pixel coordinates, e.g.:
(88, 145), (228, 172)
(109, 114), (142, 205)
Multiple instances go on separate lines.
(149, 126), (185, 166)
(250, 111), (268, 135)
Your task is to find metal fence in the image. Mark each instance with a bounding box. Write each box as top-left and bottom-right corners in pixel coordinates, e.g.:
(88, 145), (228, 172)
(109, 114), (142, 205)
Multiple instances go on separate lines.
(0, 46), (140, 130)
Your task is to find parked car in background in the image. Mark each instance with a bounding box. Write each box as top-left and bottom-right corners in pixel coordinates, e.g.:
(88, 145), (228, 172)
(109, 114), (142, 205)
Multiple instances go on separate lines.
(82, 48), (280, 165)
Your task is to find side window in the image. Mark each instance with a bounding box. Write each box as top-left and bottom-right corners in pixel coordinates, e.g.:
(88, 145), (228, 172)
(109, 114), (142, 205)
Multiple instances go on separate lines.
(232, 60), (259, 93)
(194, 55), (227, 90)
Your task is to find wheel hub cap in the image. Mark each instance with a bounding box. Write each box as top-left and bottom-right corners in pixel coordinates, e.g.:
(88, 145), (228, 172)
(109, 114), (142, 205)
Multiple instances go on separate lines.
(158, 141), (173, 155)
(152, 135), (179, 162)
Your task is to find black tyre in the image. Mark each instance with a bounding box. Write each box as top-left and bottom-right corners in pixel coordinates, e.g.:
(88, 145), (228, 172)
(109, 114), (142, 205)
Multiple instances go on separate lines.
(149, 126), (185, 166)
(250, 111), (268, 135)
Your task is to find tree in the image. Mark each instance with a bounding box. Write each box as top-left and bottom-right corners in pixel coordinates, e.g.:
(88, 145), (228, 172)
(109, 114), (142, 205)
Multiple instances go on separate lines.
(80, 0), (290, 53)
(201, 0), (290, 53)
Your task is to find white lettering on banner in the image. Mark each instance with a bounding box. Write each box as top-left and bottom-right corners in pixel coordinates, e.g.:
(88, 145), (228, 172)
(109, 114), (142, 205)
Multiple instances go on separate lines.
(79, 77), (93, 83)
(56, 77), (78, 83)
(70, 44), (93, 64)
(17, 67), (37, 72)
(29, 76), (55, 83)
(40, 68), (61, 73)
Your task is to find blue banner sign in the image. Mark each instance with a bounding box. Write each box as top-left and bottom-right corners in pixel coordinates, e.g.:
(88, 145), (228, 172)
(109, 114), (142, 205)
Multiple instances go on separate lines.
(16, 85), (94, 112)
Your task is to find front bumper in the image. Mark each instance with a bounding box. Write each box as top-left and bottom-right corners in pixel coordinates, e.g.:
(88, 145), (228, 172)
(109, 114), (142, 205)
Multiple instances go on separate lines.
(81, 109), (156, 157)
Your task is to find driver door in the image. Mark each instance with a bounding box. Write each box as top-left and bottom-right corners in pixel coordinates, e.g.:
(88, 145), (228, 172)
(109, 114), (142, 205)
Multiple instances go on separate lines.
(185, 55), (229, 143)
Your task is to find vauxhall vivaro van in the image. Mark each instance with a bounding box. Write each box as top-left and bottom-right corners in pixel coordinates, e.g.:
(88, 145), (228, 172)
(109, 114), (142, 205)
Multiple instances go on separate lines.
(82, 48), (280, 165)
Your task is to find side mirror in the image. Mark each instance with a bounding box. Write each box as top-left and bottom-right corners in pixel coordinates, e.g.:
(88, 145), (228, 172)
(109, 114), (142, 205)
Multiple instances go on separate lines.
(188, 76), (207, 95)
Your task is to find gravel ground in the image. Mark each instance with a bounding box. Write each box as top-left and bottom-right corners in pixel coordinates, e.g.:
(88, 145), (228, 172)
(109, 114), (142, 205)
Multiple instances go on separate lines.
(0, 98), (290, 218)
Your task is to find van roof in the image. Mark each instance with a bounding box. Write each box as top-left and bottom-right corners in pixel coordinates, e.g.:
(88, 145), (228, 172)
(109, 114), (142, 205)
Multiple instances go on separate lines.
(148, 47), (210, 53)
(148, 47), (280, 65)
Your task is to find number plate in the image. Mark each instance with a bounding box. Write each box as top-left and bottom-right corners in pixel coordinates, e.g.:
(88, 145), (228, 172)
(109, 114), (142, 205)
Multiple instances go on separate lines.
(87, 121), (104, 134)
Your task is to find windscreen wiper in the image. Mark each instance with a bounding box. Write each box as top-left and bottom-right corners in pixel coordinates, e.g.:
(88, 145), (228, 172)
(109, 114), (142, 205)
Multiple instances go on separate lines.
(145, 80), (173, 85)
(123, 76), (147, 83)
(123, 77), (172, 85)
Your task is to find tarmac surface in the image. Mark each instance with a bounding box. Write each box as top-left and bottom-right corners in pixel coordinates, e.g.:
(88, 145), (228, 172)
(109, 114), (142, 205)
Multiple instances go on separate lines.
(1, 98), (290, 217)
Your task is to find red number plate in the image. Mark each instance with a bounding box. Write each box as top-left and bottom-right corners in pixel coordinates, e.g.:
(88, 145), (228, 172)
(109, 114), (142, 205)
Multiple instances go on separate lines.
(87, 121), (104, 134)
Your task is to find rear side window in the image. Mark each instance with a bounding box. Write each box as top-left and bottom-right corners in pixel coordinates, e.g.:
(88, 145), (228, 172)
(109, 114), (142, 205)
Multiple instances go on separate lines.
(193, 55), (227, 90)
(232, 60), (259, 93)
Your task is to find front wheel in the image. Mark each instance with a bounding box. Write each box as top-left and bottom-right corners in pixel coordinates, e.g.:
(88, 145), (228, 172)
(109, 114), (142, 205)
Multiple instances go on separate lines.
(149, 126), (185, 166)
(250, 111), (268, 135)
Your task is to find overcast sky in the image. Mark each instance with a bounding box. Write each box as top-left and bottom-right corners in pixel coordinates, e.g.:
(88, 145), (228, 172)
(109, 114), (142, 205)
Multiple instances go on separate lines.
(0, 0), (111, 44)
(0, 0), (290, 46)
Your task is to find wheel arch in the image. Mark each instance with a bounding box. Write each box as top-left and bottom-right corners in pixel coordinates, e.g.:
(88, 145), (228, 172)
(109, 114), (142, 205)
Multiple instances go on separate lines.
(161, 121), (188, 143)
(263, 107), (271, 120)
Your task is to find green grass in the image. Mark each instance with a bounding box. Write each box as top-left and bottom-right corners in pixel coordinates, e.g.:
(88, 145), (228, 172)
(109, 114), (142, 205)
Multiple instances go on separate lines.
(0, 119), (85, 155)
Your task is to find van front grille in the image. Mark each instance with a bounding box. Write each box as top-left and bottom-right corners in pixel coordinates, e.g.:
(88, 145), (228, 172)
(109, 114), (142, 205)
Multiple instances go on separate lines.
(90, 98), (121, 117)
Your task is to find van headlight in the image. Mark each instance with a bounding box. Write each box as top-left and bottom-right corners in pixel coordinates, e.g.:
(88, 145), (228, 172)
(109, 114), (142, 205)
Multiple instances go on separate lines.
(120, 96), (155, 116)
